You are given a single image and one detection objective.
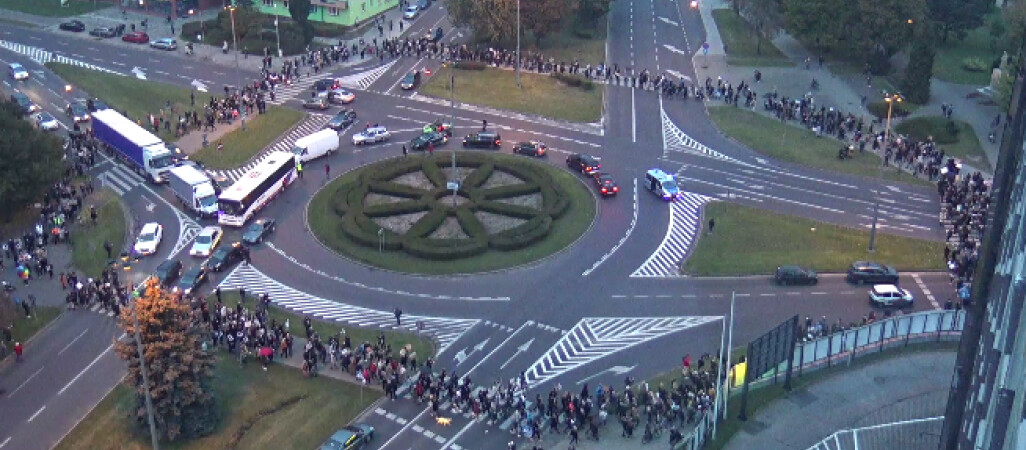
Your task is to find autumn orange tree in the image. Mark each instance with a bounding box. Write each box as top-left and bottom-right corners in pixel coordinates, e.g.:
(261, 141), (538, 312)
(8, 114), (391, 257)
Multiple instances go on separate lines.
(115, 280), (217, 442)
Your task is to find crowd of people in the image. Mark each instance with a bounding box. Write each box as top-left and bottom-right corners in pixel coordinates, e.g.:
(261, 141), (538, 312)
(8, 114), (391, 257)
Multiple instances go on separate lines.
(938, 169), (989, 303)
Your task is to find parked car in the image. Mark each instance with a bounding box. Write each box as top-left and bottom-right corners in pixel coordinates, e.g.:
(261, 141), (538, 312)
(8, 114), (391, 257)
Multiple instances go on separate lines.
(326, 109), (357, 130)
(242, 219), (276, 244)
(409, 132), (449, 151)
(400, 70), (421, 90)
(352, 126), (390, 145)
(133, 222), (164, 256)
(175, 266), (208, 296)
(34, 112), (60, 131)
(59, 20), (86, 32)
(150, 38), (177, 50)
(9, 63), (28, 81)
(868, 284), (913, 307)
(122, 31), (150, 44)
(512, 141), (547, 157)
(846, 261), (899, 285)
(89, 26), (117, 38)
(303, 97), (330, 110)
(462, 131), (501, 149)
(319, 424), (375, 450)
(773, 265), (818, 285)
(153, 259), (183, 287)
(204, 243), (245, 272)
(403, 5), (419, 19)
(566, 153), (601, 175)
(66, 100), (91, 122)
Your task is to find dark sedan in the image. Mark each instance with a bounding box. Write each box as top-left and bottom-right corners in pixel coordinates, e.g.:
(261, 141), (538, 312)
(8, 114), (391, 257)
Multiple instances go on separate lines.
(59, 20), (86, 32)
(319, 424), (375, 450)
(175, 266), (207, 296)
(153, 259), (183, 287)
(774, 265), (818, 285)
(89, 27), (117, 38)
(326, 109), (356, 130)
(66, 101), (91, 122)
(409, 132), (448, 151)
(593, 173), (619, 196)
(512, 141), (547, 157)
(204, 243), (244, 272)
(243, 219), (276, 245)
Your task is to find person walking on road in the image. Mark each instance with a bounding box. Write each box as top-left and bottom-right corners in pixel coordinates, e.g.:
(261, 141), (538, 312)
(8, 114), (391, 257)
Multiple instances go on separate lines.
(297, 161), (304, 178)
(324, 163), (330, 180)
(14, 342), (23, 362)
(394, 307), (402, 326)
(402, 145), (408, 157)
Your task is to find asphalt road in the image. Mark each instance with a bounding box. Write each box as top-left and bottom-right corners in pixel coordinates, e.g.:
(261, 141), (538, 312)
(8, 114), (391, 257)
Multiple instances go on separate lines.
(0, 2), (956, 448)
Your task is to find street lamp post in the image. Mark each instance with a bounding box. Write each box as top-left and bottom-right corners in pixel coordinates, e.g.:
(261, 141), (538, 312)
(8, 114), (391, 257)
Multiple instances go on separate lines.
(515, 0), (521, 89)
(227, 2), (245, 131)
(275, 17), (282, 58)
(131, 282), (160, 450)
(869, 92), (902, 252)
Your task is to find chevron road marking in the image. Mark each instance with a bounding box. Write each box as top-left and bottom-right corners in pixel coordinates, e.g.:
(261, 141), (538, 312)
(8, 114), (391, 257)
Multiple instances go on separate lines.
(335, 59), (397, 90)
(522, 316), (721, 388)
(660, 101), (734, 162)
(0, 40), (123, 75)
(631, 192), (714, 277)
(208, 113), (331, 184)
(216, 264), (479, 354)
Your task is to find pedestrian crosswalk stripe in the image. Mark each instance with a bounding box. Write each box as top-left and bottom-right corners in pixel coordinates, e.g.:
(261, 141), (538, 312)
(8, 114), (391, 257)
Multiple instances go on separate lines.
(265, 73), (334, 105)
(99, 164), (145, 195)
(216, 264), (479, 355)
(0, 40), (123, 75)
(631, 193), (713, 277)
(661, 107), (733, 161)
(334, 60), (397, 90)
(207, 113), (331, 184)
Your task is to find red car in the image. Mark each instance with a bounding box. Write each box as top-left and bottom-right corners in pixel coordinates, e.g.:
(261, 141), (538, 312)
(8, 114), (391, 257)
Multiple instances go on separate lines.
(122, 32), (149, 44)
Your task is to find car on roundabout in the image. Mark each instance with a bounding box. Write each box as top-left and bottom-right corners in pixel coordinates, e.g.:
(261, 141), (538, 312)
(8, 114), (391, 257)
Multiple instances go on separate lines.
(409, 131), (448, 151)
(122, 31), (150, 44)
(59, 20), (86, 32)
(303, 96), (330, 110)
(134, 222), (163, 256)
(318, 87), (356, 104)
(326, 109), (357, 130)
(319, 424), (375, 450)
(352, 126), (390, 145)
(773, 265), (818, 285)
(86, 98), (109, 112)
(868, 284), (913, 308)
(89, 26), (117, 38)
(566, 153), (601, 175)
(190, 226), (223, 257)
(243, 219), (276, 244)
(153, 259), (183, 287)
(423, 120), (453, 136)
(462, 131), (501, 148)
(313, 79), (336, 91)
(34, 112), (60, 131)
(593, 172), (619, 197)
(846, 261), (899, 285)
(204, 243), (245, 272)
(512, 141), (547, 157)
(400, 70), (421, 90)
(66, 100), (91, 122)
(174, 266), (208, 296)
(150, 38), (178, 51)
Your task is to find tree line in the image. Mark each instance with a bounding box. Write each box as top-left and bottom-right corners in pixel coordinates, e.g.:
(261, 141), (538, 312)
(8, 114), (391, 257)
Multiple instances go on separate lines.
(0, 99), (66, 224)
(446, 0), (612, 45)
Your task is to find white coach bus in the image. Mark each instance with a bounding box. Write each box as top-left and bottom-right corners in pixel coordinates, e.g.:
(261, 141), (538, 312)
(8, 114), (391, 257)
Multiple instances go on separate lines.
(217, 152), (297, 226)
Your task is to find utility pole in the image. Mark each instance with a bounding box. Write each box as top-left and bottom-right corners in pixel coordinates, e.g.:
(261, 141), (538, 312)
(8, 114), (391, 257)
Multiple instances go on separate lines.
(227, 1), (245, 131)
(131, 289), (160, 450)
(515, 0), (521, 89)
(275, 17), (283, 58)
(869, 92), (902, 252)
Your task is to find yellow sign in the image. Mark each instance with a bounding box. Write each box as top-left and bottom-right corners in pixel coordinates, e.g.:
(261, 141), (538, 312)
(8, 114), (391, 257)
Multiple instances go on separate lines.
(730, 362), (747, 388)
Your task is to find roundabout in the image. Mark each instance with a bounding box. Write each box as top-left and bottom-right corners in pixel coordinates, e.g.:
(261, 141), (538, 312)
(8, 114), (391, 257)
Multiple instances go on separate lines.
(308, 152), (596, 274)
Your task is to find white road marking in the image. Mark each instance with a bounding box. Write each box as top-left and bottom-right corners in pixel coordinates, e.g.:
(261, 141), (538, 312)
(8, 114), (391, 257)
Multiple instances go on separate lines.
(377, 408), (430, 450)
(631, 87), (637, 143)
(583, 179), (639, 276)
(57, 328), (90, 356)
(9, 367), (44, 397)
(27, 405), (46, 423)
(439, 420), (476, 450)
(911, 273), (942, 310)
(0, 437), (10, 448)
(58, 343), (113, 395)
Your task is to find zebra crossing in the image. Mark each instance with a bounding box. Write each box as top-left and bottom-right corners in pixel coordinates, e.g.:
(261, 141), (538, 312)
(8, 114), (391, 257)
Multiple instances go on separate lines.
(267, 60), (398, 105)
(631, 193), (714, 277)
(97, 163), (146, 196)
(216, 264), (479, 355)
(209, 112), (332, 184)
(522, 316), (722, 389)
(661, 106), (733, 162)
(0, 40), (123, 75)
(334, 59), (397, 90)
(266, 73), (334, 105)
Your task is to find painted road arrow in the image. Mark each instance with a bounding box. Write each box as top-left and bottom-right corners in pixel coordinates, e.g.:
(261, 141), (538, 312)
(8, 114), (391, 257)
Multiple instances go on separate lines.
(453, 338), (490, 365)
(499, 338), (535, 370)
(131, 67), (147, 80)
(663, 44), (688, 55)
(191, 79), (208, 92)
(658, 16), (679, 27)
(577, 365), (636, 385)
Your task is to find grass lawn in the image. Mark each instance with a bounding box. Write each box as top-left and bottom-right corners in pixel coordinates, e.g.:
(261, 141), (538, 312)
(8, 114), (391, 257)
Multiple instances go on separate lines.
(215, 292), (436, 360)
(701, 343), (955, 450)
(932, 11), (1004, 85)
(707, 106), (933, 187)
(420, 66), (603, 123)
(54, 351), (380, 450)
(189, 107), (305, 169)
(309, 152), (597, 275)
(47, 62), (215, 143)
(0, 0), (105, 17)
(71, 188), (127, 279)
(2, 306), (62, 360)
(895, 116), (990, 169)
(684, 202), (946, 276)
(712, 10), (791, 67)
(525, 25), (608, 67)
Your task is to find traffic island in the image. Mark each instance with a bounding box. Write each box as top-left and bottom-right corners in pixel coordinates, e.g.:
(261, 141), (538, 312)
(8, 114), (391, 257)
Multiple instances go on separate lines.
(71, 187), (128, 279)
(308, 152), (596, 274)
(187, 107), (305, 169)
(52, 350), (381, 450)
(683, 202), (946, 276)
(418, 65), (603, 123)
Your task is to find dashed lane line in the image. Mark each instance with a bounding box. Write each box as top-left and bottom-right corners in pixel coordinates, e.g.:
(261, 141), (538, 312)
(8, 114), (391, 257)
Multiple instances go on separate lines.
(912, 274), (942, 310)
(583, 179), (638, 277)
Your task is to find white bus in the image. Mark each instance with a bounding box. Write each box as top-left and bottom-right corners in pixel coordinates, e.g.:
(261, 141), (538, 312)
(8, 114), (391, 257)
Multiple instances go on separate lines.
(217, 152), (297, 227)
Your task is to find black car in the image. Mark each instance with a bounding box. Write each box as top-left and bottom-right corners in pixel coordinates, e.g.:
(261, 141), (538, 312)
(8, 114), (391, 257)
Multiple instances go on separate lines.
(409, 132), (449, 151)
(243, 219), (276, 244)
(313, 79), (336, 92)
(417, 0), (430, 9)
(593, 173), (619, 196)
(175, 266), (207, 296)
(400, 71), (421, 90)
(86, 98), (109, 112)
(774, 265), (818, 285)
(59, 20), (86, 32)
(89, 27), (117, 38)
(423, 27), (443, 43)
(153, 259), (183, 287)
(462, 132), (501, 148)
(10, 92), (36, 115)
(326, 109), (357, 130)
(566, 153), (601, 174)
(66, 101), (91, 122)
(846, 261), (899, 285)
(512, 141), (547, 157)
(204, 243), (244, 272)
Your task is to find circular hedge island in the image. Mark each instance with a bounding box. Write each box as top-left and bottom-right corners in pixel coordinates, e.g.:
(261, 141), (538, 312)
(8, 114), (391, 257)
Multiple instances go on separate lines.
(308, 152), (597, 274)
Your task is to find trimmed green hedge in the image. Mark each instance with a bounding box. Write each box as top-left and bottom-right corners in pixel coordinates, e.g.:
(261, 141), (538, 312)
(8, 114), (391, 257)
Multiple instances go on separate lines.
(362, 200), (429, 218)
(462, 163), (494, 188)
(490, 216), (553, 250)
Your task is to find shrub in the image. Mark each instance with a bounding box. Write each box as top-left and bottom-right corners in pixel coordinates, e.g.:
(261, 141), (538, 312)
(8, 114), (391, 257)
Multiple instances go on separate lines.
(367, 180), (428, 199)
(462, 162), (494, 188)
(454, 61), (487, 71)
(894, 117), (961, 145)
(552, 72), (583, 87)
(454, 207), (487, 239)
(405, 208), (448, 238)
(340, 215), (402, 250)
(403, 237), (487, 260)
(489, 216), (553, 250)
(867, 100), (911, 120)
(478, 200), (541, 220)
(420, 159), (447, 187)
(362, 199), (429, 218)
(481, 182), (541, 199)
(962, 57), (990, 73)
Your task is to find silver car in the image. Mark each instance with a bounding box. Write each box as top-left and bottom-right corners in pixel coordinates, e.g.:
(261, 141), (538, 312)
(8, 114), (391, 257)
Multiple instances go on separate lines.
(352, 126), (390, 145)
(35, 112), (59, 131)
(150, 38), (177, 51)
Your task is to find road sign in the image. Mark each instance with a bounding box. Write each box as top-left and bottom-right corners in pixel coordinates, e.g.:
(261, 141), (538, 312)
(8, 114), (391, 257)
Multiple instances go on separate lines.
(702, 42), (709, 55)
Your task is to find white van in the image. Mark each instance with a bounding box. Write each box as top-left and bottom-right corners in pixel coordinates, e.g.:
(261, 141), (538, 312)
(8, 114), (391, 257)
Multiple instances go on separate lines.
(292, 129), (340, 162)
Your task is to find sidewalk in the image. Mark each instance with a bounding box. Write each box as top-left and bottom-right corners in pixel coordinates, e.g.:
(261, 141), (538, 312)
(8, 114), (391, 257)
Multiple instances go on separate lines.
(721, 349), (953, 450)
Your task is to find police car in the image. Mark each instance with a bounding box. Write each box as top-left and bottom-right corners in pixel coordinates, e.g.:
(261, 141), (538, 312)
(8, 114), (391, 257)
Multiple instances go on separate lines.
(644, 169), (682, 200)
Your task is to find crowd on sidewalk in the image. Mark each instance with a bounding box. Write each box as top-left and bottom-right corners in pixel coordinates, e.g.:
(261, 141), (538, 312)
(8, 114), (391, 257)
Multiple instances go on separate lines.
(938, 169), (989, 304)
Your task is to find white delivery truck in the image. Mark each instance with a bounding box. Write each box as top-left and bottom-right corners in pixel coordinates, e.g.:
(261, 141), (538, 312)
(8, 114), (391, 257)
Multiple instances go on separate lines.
(168, 165), (219, 217)
(292, 129), (339, 163)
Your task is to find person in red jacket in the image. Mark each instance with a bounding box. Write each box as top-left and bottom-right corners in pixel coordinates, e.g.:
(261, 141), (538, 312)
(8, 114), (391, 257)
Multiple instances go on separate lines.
(14, 342), (23, 362)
